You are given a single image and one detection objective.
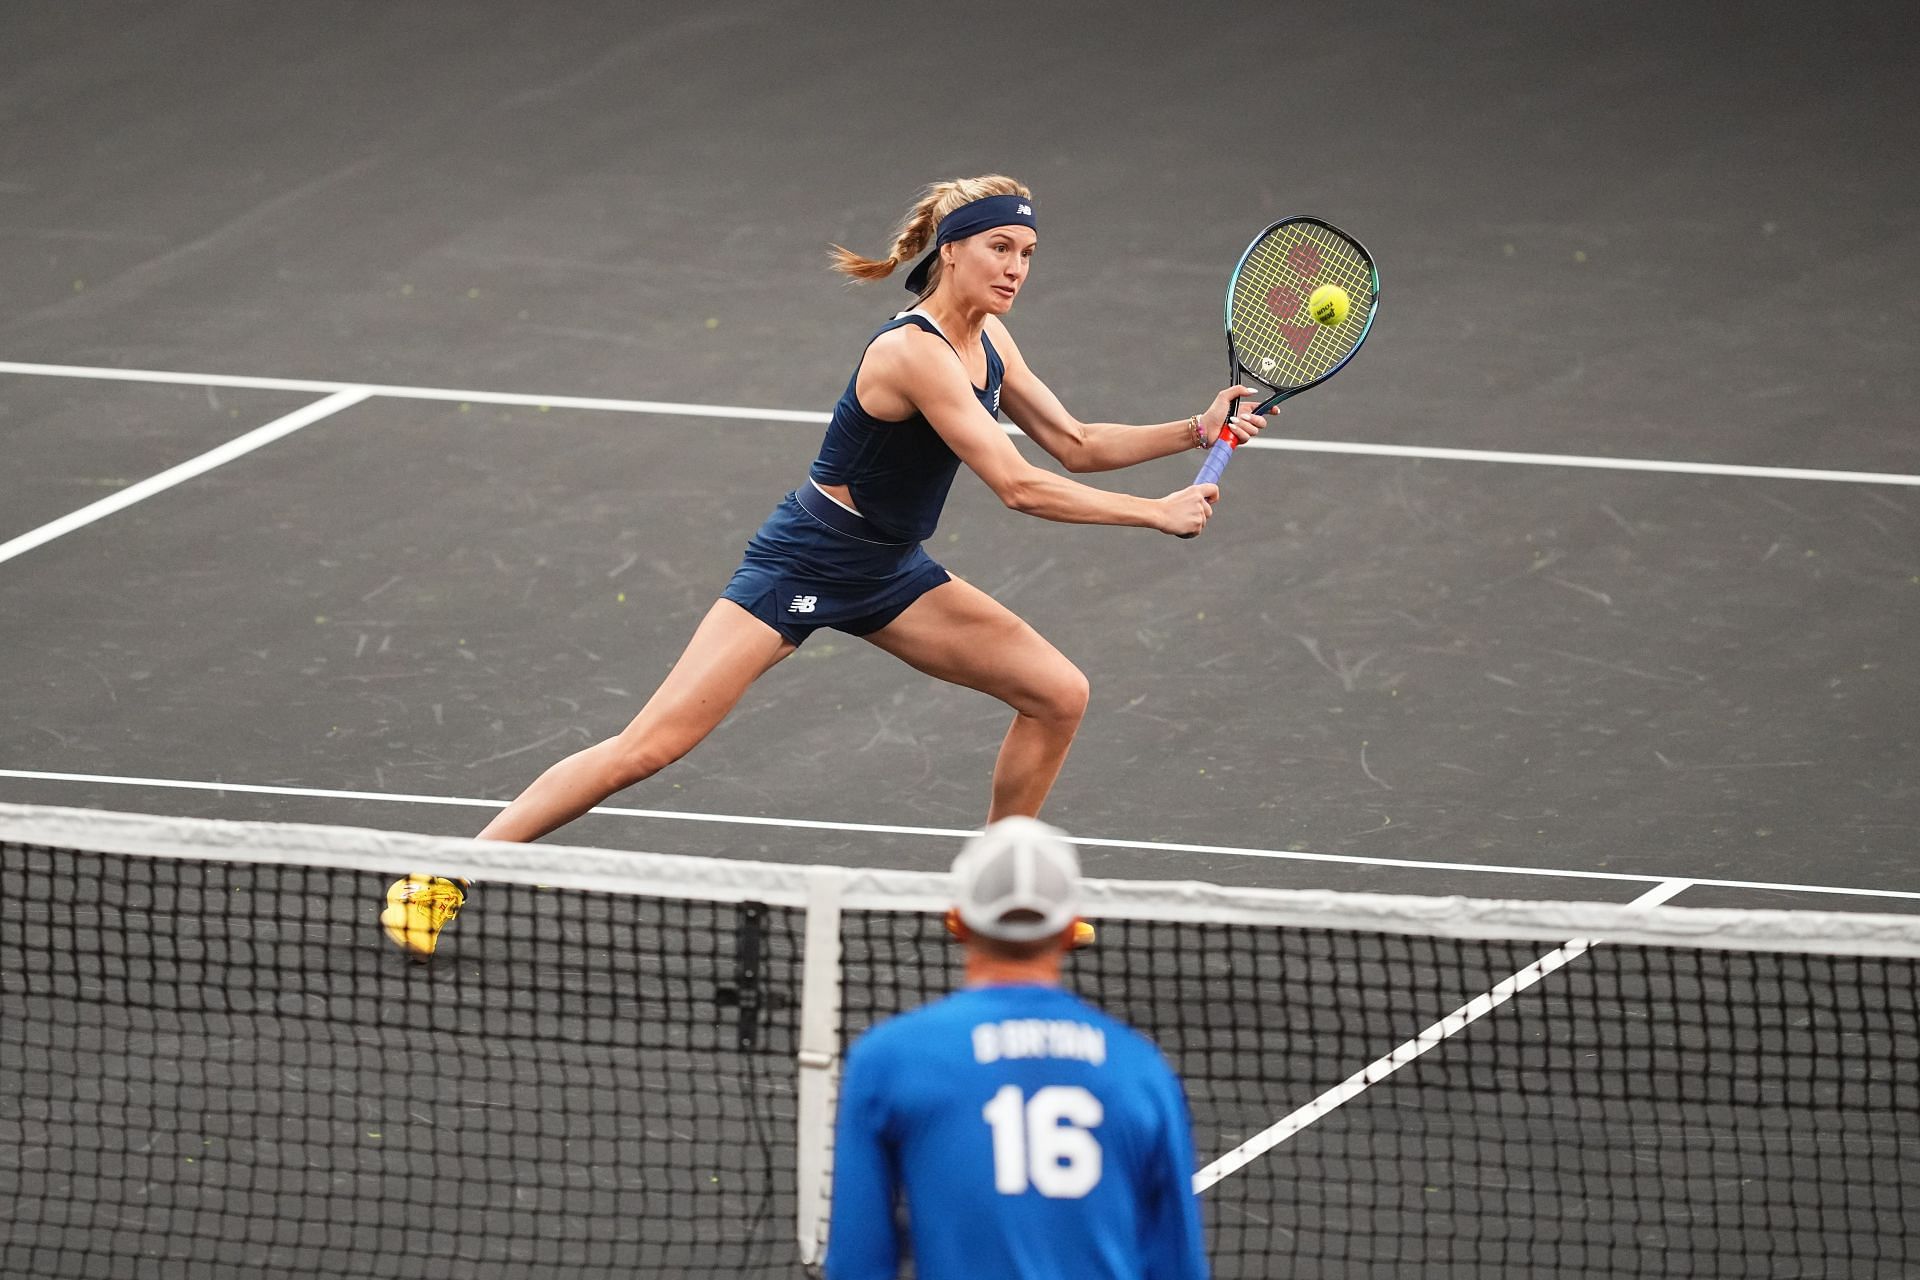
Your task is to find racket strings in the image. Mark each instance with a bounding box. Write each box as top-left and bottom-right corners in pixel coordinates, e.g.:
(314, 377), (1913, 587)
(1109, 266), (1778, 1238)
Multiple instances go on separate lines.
(1230, 223), (1375, 389)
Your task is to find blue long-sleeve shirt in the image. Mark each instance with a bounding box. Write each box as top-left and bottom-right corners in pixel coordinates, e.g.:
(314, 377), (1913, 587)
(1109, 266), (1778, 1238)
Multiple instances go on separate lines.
(825, 982), (1209, 1280)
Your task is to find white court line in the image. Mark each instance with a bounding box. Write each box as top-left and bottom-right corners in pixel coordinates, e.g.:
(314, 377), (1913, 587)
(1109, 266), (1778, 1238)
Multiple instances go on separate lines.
(3, 768), (1917, 903)
(1249, 437), (1920, 487)
(5, 360), (1918, 486)
(0, 389), (369, 567)
(0, 360), (827, 424)
(1191, 877), (1692, 1194)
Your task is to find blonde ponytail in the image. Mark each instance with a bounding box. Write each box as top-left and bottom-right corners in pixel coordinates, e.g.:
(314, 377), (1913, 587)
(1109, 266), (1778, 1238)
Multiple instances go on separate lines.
(829, 174), (1032, 295)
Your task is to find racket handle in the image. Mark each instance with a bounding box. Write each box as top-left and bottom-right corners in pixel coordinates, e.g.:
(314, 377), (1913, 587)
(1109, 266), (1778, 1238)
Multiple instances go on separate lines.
(1193, 435), (1236, 487)
(1177, 397), (1238, 539)
(1177, 440), (1235, 539)
(1194, 393), (1241, 488)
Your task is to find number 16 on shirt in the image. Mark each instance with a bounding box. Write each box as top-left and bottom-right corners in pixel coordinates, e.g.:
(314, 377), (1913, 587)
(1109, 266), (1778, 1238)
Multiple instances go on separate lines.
(983, 1084), (1104, 1198)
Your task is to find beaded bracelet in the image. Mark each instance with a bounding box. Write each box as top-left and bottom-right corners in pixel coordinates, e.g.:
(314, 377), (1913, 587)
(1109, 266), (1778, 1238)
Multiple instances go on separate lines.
(1188, 415), (1208, 450)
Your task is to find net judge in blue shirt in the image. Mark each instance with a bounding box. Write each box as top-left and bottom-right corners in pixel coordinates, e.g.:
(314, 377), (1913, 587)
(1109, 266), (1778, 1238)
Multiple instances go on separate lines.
(826, 818), (1209, 1280)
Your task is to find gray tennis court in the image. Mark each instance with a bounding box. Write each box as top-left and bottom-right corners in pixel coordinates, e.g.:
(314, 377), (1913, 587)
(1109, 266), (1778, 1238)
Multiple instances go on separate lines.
(3, 2), (1917, 1276)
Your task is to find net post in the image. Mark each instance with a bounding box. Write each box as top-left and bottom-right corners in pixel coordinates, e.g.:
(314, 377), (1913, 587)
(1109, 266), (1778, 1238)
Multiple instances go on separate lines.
(794, 866), (848, 1266)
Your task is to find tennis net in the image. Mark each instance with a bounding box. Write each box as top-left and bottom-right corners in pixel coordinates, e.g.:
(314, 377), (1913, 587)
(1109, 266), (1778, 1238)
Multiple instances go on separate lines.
(2, 803), (1915, 1278)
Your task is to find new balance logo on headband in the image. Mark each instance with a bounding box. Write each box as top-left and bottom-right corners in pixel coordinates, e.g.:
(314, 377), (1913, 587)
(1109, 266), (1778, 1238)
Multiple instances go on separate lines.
(907, 194), (1039, 293)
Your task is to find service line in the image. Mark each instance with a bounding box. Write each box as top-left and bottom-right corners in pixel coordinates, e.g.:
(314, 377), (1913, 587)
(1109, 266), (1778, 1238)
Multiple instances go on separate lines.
(2, 769), (1917, 903)
(4, 361), (1917, 486)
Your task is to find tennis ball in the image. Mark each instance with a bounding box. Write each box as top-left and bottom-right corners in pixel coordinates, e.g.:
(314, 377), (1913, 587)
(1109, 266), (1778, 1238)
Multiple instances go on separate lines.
(1309, 285), (1350, 327)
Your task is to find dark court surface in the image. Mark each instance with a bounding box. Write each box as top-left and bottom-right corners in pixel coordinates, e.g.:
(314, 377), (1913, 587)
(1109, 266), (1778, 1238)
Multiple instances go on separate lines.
(3, 2), (1917, 905)
(3, 7), (1920, 1277)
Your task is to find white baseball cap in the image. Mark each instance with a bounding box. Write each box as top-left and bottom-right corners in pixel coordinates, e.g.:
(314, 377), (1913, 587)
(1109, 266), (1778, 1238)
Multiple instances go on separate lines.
(951, 816), (1082, 942)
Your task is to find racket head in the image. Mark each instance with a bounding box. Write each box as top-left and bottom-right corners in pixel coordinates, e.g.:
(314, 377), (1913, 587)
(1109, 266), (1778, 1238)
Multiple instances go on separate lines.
(1225, 217), (1379, 409)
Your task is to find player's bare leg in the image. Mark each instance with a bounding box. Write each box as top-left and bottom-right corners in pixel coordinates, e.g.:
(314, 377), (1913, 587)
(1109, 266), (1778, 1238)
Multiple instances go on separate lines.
(475, 600), (795, 843)
(863, 576), (1089, 822)
(870, 578), (1096, 946)
(382, 601), (794, 956)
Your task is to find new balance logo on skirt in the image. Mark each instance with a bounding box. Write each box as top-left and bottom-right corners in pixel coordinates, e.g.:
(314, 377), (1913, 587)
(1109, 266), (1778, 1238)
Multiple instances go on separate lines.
(788, 595), (818, 614)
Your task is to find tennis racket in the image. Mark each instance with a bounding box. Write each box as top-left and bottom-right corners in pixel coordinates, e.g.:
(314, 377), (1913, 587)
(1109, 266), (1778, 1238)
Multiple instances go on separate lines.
(1188, 216), (1379, 504)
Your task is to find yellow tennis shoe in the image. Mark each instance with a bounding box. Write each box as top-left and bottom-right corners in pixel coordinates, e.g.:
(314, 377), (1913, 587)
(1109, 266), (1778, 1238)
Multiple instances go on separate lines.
(380, 875), (469, 958)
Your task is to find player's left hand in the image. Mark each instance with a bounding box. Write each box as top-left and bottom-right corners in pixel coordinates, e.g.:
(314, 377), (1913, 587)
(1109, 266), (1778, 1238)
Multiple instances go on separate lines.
(1201, 385), (1270, 447)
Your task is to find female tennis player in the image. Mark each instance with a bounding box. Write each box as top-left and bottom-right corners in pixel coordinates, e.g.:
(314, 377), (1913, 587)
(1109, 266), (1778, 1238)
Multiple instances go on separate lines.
(383, 175), (1266, 954)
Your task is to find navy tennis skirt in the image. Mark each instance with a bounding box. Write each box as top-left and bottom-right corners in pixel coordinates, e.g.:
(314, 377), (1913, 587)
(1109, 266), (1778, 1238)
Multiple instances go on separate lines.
(721, 483), (951, 645)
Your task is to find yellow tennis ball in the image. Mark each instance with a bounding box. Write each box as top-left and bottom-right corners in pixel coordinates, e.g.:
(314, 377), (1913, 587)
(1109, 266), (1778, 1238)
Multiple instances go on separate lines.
(1309, 284), (1350, 327)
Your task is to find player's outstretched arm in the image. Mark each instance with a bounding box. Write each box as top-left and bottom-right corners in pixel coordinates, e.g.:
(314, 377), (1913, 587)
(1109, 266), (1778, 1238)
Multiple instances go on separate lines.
(989, 318), (1266, 473)
(873, 327), (1217, 536)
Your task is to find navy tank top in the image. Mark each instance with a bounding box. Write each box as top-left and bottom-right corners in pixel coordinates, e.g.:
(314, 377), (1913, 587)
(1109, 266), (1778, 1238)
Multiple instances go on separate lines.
(808, 313), (1004, 544)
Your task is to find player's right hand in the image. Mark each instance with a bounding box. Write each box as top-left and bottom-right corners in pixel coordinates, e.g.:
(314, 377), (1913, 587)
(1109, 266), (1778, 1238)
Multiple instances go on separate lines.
(1158, 483), (1219, 536)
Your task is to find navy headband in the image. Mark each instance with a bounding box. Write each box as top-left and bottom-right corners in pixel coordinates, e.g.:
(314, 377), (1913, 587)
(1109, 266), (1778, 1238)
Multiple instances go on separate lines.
(903, 193), (1037, 293)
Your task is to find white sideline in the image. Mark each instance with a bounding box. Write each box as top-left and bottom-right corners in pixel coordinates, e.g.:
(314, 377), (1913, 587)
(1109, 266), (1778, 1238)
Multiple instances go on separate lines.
(1190, 878), (1693, 1193)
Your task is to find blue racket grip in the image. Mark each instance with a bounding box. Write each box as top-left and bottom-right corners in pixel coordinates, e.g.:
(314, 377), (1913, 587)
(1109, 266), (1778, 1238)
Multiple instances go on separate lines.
(1197, 392), (1243, 487)
(1194, 436), (1236, 487)
(1175, 436), (1235, 538)
(1176, 395), (1240, 538)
